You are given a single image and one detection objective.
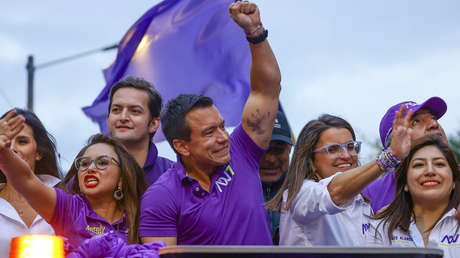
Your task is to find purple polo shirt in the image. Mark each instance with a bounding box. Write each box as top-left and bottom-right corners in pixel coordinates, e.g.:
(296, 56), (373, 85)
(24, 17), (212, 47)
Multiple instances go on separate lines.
(50, 188), (128, 250)
(362, 170), (396, 213)
(143, 142), (174, 185)
(139, 124), (273, 245)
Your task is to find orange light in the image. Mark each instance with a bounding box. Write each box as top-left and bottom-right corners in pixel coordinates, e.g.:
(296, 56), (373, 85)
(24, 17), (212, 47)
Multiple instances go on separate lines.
(10, 235), (64, 258)
(136, 35), (150, 54)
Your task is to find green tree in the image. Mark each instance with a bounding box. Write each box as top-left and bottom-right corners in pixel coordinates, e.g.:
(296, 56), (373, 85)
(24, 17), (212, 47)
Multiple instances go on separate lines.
(448, 130), (460, 162)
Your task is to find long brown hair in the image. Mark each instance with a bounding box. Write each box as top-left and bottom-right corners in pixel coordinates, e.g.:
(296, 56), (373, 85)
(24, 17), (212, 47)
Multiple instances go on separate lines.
(58, 134), (147, 244)
(0, 108), (62, 183)
(266, 114), (355, 212)
(372, 136), (460, 242)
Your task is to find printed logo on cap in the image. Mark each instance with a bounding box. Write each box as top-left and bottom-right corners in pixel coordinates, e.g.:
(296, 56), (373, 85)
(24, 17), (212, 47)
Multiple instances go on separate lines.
(274, 118), (281, 128)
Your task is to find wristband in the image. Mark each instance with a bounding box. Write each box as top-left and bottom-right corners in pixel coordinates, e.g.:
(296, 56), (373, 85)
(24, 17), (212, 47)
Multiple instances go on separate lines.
(375, 148), (400, 173)
(246, 29), (268, 44)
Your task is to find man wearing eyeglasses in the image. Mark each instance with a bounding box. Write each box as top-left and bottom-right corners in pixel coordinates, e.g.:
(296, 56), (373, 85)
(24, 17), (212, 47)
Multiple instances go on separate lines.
(259, 109), (293, 244)
(363, 96), (448, 214)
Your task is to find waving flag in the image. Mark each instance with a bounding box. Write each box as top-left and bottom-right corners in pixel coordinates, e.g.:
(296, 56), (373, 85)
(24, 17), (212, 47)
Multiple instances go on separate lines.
(82, 0), (251, 142)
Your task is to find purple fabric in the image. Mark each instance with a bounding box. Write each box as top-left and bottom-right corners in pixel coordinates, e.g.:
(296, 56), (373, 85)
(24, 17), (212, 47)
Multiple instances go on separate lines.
(362, 170), (396, 213)
(67, 234), (165, 258)
(51, 188), (128, 251)
(83, 0), (251, 141)
(379, 96), (447, 146)
(144, 141), (174, 185)
(139, 124), (273, 245)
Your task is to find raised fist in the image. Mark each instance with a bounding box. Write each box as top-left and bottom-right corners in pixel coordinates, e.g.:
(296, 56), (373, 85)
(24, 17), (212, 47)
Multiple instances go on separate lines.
(229, 1), (262, 34)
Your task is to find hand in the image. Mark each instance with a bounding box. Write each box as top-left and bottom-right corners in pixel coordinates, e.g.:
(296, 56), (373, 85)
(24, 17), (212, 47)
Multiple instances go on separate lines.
(229, 1), (261, 34)
(0, 110), (25, 149)
(389, 104), (413, 160)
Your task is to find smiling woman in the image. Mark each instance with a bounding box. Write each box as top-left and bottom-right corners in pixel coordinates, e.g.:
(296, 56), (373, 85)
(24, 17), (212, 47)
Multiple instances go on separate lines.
(267, 105), (414, 246)
(366, 136), (460, 258)
(0, 113), (148, 252)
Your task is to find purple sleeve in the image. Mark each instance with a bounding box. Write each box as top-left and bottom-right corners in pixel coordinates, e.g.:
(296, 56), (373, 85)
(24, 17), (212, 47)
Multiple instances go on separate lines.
(231, 124), (266, 169)
(50, 188), (80, 230)
(362, 170), (396, 213)
(139, 184), (178, 238)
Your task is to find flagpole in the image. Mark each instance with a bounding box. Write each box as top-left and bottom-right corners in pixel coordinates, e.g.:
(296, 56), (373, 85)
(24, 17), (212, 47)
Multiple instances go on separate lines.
(25, 43), (118, 112)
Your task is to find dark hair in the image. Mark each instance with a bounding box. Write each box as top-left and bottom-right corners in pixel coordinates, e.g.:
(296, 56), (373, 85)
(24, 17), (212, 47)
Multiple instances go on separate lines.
(58, 134), (147, 244)
(0, 108), (61, 183)
(372, 136), (460, 242)
(266, 114), (355, 212)
(161, 94), (214, 153)
(108, 76), (162, 136)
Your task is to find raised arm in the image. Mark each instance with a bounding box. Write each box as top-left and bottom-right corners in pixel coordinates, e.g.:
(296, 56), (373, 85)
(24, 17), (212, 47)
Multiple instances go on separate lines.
(0, 112), (56, 221)
(327, 104), (413, 206)
(229, 1), (281, 149)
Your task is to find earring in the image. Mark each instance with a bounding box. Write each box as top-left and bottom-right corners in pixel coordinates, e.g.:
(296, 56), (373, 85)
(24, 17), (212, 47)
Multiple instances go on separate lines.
(453, 183), (456, 191)
(114, 186), (124, 201)
(404, 185), (409, 192)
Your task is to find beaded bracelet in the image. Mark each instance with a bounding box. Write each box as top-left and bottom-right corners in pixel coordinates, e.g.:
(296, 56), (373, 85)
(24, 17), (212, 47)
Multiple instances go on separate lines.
(245, 23), (263, 36)
(375, 148), (400, 173)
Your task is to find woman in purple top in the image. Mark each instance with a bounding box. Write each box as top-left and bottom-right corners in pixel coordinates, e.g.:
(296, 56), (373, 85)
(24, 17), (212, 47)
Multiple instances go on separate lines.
(0, 116), (147, 251)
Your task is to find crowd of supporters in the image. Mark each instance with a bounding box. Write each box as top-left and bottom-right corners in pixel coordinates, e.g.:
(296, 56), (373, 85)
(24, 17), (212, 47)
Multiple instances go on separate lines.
(0, 1), (458, 257)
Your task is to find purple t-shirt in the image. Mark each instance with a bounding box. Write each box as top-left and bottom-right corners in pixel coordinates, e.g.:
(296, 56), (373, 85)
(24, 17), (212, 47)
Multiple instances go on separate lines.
(51, 188), (128, 250)
(143, 142), (174, 185)
(362, 170), (396, 213)
(139, 124), (273, 245)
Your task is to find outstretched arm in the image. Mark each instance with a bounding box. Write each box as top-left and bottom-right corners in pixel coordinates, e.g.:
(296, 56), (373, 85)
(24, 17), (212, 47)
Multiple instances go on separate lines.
(0, 112), (56, 222)
(327, 104), (413, 206)
(229, 1), (281, 149)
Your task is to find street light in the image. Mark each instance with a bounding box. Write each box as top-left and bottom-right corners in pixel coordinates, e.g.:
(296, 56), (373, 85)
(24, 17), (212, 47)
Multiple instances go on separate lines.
(25, 43), (118, 112)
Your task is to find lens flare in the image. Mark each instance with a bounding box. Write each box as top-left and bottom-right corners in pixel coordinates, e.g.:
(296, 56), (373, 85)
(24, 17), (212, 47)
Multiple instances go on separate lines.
(10, 235), (64, 258)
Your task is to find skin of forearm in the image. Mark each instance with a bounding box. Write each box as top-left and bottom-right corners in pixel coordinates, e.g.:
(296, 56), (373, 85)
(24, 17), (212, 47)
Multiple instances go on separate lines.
(249, 40), (281, 95)
(327, 161), (381, 206)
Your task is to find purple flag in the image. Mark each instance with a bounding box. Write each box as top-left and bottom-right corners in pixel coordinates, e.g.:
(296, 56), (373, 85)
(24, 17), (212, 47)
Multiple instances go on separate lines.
(82, 0), (251, 142)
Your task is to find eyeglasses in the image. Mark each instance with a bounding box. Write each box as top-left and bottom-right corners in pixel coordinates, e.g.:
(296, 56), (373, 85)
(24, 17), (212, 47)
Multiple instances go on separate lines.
(75, 155), (120, 172)
(313, 141), (362, 157)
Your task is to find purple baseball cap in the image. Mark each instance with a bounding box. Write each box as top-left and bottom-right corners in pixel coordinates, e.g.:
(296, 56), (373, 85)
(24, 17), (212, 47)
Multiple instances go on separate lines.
(379, 96), (447, 147)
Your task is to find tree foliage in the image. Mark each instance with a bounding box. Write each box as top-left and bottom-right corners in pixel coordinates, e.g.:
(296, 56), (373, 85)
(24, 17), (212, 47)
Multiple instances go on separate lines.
(448, 130), (460, 162)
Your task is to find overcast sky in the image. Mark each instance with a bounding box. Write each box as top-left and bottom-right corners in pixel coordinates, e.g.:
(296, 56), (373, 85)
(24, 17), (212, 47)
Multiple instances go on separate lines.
(1, 0), (459, 171)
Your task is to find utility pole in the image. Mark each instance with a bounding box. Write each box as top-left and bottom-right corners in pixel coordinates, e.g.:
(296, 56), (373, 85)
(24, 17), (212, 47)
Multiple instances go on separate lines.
(25, 43), (118, 112)
(26, 56), (35, 112)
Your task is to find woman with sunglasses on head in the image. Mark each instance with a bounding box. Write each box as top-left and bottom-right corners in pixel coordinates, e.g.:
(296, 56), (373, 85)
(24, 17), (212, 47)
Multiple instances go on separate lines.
(0, 109), (62, 257)
(366, 136), (460, 258)
(0, 113), (147, 251)
(267, 105), (413, 246)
